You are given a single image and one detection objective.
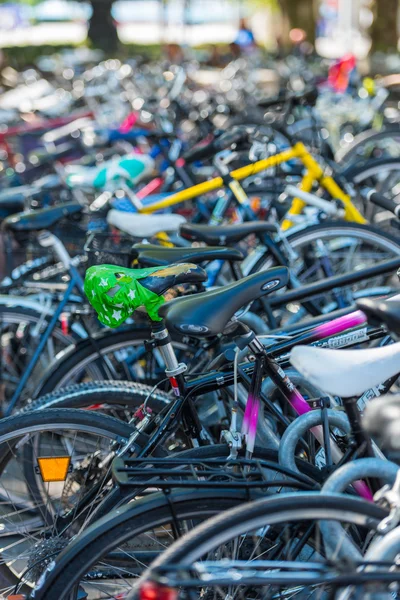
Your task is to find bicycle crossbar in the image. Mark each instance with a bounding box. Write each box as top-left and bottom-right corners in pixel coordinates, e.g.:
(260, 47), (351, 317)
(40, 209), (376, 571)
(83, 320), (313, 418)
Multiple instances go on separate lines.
(269, 256), (400, 307)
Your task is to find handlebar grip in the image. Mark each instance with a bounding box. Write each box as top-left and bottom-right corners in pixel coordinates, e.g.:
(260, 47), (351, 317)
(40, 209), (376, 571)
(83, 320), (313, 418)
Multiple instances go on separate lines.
(369, 192), (400, 217)
(183, 139), (217, 163)
(292, 86), (319, 107)
(183, 128), (248, 163)
(258, 91), (287, 109)
(213, 128), (249, 152)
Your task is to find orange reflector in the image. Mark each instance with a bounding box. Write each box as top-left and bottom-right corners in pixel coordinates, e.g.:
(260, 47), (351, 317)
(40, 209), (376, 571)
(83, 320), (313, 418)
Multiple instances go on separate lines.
(250, 196), (261, 213)
(7, 595), (27, 599)
(37, 456), (71, 482)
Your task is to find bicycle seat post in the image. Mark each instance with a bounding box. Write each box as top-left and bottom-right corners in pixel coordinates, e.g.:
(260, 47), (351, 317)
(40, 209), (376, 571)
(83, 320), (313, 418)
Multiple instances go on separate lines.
(150, 320), (187, 397)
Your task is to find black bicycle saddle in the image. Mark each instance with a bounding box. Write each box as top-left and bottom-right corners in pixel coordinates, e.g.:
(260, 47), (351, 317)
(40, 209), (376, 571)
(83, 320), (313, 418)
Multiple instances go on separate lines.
(159, 266), (288, 336)
(3, 202), (83, 233)
(179, 221), (277, 246)
(131, 244), (244, 268)
(0, 186), (30, 213)
(139, 263), (207, 297)
(357, 297), (400, 336)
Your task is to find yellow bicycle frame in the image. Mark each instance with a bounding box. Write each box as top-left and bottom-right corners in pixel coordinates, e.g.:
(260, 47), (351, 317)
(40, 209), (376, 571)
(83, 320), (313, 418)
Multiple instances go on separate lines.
(139, 141), (366, 230)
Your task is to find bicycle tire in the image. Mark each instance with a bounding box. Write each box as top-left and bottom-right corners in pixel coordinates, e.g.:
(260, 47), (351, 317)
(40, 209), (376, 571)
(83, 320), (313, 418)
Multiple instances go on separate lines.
(0, 408), (136, 594)
(23, 380), (171, 415)
(343, 157), (400, 224)
(0, 304), (76, 404)
(32, 492), (388, 600)
(248, 221), (400, 322)
(33, 326), (196, 400)
(250, 221), (400, 275)
(336, 127), (400, 165)
(135, 492), (389, 594)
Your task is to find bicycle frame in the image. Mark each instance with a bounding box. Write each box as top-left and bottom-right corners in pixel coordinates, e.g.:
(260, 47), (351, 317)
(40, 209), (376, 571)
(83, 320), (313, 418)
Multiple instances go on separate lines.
(127, 301), (395, 503)
(51, 300), (392, 534)
(136, 142), (366, 229)
(5, 264), (85, 416)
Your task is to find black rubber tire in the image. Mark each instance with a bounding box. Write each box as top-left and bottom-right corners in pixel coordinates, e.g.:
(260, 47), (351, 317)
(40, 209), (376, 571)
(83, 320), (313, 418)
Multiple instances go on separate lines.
(0, 408), (136, 594)
(30, 490), (266, 600)
(137, 492), (389, 592)
(32, 492), (388, 600)
(23, 380), (171, 414)
(336, 127), (400, 165)
(33, 326), (195, 400)
(251, 220), (400, 275)
(0, 407), (134, 444)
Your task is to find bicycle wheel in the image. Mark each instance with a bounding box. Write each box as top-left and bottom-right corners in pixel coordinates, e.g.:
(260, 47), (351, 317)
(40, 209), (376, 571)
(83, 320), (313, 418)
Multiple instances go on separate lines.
(31, 490), (265, 600)
(24, 380), (172, 420)
(31, 492), (388, 600)
(345, 157), (400, 227)
(0, 304), (76, 404)
(134, 493), (390, 600)
(250, 221), (400, 326)
(34, 326), (199, 399)
(0, 408), (137, 596)
(336, 128), (400, 165)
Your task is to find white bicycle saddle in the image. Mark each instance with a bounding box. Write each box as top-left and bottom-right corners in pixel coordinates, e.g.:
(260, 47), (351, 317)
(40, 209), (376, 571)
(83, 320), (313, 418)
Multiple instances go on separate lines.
(107, 209), (186, 238)
(290, 342), (400, 398)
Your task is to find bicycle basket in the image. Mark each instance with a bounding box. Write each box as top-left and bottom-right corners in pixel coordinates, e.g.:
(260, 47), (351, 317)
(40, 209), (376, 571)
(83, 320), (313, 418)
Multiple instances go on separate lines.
(85, 231), (134, 268)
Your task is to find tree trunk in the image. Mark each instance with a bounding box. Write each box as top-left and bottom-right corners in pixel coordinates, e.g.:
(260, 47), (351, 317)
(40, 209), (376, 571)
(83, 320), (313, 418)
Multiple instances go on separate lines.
(370, 0), (398, 53)
(279, 0), (316, 46)
(88, 0), (119, 53)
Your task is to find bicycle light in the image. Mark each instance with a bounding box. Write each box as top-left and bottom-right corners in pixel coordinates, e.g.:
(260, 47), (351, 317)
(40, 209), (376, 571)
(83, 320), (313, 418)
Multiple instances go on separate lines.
(139, 581), (178, 600)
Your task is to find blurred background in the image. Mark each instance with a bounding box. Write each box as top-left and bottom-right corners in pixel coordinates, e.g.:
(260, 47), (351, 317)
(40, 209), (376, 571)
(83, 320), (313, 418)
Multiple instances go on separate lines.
(0, 0), (398, 73)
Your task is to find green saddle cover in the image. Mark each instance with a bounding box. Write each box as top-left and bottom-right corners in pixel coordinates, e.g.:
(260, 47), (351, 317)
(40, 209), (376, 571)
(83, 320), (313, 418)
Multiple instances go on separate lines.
(84, 264), (166, 326)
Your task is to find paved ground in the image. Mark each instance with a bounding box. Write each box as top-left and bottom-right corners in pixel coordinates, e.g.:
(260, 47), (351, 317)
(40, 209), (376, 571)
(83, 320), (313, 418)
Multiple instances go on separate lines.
(0, 21), (238, 48)
(0, 22), (371, 59)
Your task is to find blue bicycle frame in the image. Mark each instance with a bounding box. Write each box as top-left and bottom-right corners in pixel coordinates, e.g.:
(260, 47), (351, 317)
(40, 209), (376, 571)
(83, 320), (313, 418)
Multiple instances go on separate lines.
(5, 264), (85, 416)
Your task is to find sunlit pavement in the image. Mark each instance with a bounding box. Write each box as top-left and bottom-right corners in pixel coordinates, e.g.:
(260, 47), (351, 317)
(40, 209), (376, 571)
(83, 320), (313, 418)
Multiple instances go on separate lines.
(0, 22), (372, 61)
(0, 21), (238, 47)
(0, 22), (87, 46)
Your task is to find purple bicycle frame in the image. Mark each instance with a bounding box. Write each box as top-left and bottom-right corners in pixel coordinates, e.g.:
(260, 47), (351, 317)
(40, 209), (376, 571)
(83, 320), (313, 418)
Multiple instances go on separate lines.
(242, 308), (373, 500)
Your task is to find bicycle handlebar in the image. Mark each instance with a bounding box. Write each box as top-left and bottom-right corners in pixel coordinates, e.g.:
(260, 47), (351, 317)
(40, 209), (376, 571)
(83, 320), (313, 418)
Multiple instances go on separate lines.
(183, 128), (249, 163)
(258, 86), (319, 110)
(368, 191), (400, 219)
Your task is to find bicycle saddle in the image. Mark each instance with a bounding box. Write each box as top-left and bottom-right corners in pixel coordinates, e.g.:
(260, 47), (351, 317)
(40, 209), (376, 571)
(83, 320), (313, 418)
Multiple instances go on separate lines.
(107, 210), (185, 238)
(290, 341), (400, 398)
(0, 175), (63, 216)
(131, 244), (244, 267)
(179, 221), (277, 246)
(158, 267), (288, 337)
(138, 263), (207, 296)
(357, 297), (400, 336)
(65, 155), (153, 189)
(0, 187), (28, 213)
(3, 202), (83, 232)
